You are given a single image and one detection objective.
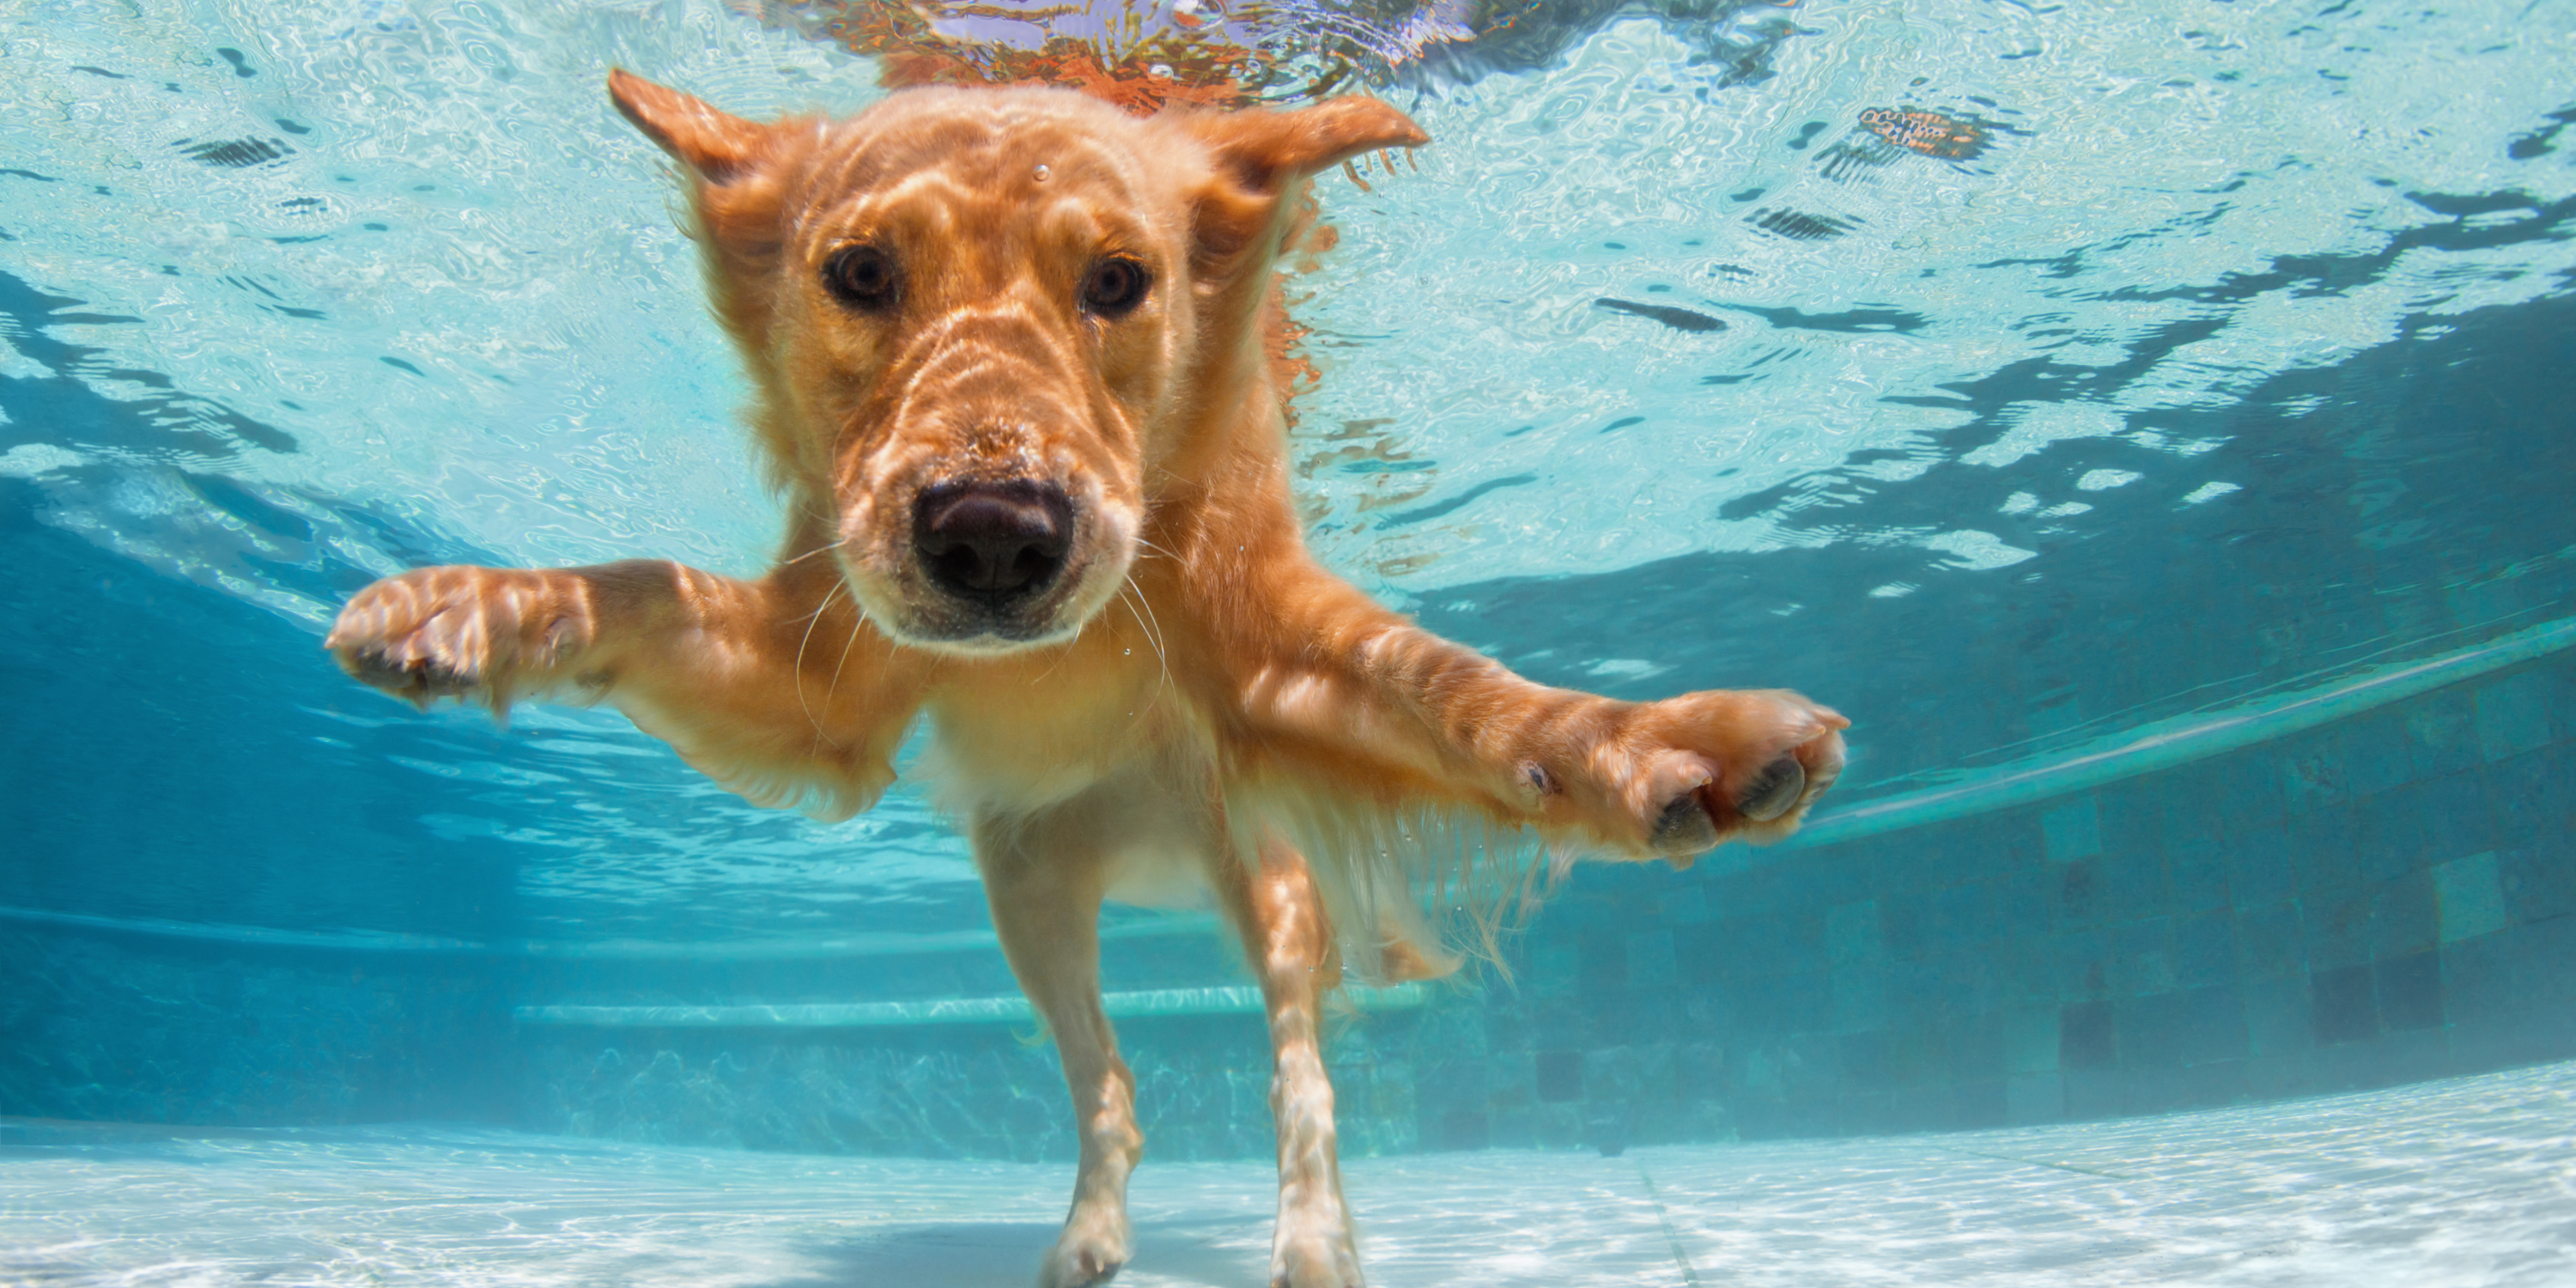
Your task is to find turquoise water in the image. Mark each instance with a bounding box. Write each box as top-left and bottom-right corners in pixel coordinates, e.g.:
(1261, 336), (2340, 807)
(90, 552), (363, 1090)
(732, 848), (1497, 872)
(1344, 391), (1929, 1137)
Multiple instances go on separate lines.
(3, 0), (2575, 1279)
(3, 0), (2568, 940)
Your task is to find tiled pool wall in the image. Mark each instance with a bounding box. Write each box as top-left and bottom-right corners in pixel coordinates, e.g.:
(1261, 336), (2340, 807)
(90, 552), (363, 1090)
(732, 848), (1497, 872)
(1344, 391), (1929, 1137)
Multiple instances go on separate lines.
(6, 648), (2569, 1159)
(1477, 651), (2576, 1145)
(0, 933), (513, 1128)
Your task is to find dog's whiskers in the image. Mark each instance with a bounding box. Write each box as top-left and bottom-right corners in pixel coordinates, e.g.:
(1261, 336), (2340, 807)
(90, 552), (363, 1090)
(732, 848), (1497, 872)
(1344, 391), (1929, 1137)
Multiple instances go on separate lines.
(1112, 588), (1168, 738)
(1118, 577), (1172, 699)
(1028, 635), (1078, 688)
(823, 605), (866, 714)
(793, 580), (848, 744)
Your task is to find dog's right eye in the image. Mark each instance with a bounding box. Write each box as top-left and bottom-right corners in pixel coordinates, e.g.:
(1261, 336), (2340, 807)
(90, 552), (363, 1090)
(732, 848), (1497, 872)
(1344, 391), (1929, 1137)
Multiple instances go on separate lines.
(823, 246), (899, 311)
(1079, 258), (1151, 319)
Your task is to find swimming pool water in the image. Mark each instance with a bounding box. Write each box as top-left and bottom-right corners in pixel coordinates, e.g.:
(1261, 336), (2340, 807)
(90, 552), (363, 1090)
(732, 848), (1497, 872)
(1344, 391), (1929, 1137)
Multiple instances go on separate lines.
(3, 0), (2574, 1269)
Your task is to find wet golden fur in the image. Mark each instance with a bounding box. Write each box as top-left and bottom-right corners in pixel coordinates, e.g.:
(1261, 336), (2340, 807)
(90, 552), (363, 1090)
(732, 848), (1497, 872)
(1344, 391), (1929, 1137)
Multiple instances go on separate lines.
(327, 72), (1847, 1288)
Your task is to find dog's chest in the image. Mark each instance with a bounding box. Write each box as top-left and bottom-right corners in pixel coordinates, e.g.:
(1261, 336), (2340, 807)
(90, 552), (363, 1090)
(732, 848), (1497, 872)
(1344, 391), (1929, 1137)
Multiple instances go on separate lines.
(922, 641), (1194, 815)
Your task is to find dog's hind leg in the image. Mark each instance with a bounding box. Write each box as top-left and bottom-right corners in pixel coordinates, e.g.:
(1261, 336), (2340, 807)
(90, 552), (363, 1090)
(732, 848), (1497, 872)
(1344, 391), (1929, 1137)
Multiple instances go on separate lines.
(1218, 836), (1364, 1288)
(975, 808), (1140, 1288)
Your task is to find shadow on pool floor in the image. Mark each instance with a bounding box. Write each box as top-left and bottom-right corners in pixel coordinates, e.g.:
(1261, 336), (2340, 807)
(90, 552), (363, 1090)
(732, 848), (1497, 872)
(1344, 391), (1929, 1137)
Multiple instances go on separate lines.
(750, 1220), (1271, 1288)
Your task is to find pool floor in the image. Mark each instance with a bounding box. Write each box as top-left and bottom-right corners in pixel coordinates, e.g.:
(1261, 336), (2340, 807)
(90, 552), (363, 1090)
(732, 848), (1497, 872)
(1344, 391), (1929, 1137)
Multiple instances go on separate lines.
(4, 1060), (2571, 1286)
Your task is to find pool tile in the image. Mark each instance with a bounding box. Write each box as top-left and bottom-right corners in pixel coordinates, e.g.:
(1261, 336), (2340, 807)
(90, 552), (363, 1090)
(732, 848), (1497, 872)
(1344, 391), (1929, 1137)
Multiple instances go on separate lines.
(1886, 956), (1947, 1019)
(2220, 823), (2298, 905)
(2051, 928), (2111, 1001)
(2343, 712), (2417, 799)
(1926, 881), (2000, 951)
(1880, 895), (1934, 960)
(2310, 964), (2379, 1045)
(1825, 899), (1884, 968)
(1625, 929), (1678, 990)
(2366, 872), (2438, 958)
(1829, 964), (1888, 1034)
(2300, 890), (2372, 972)
(1838, 1030), (1894, 1089)
(2059, 1000), (2115, 1071)
(2234, 902), (2305, 979)
(2241, 974), (2312, 1058)
(1936, 951), (2003, 1018)
(2172, 913), (2234, 989)
(2375, 951), (2444, 1032)
(1577, 934), (1626, 996)
(2280, 730), (2350, 813)
(2495, 845), (2573, 927)
(2287, 807), (2360, 895)
(2002, 1006), (2060, 1074)
(1992, 868), (2050, 931)
(2474, 671), (2555, 762)
(2040, 798), (2102, 862)
(2403, 693), (2481, 780)
(2352, 785), (2437, 885)
(2110, 917), (2178, 996)
(2168, 841), (2229, 913)
(2433, 852), (2509, 943)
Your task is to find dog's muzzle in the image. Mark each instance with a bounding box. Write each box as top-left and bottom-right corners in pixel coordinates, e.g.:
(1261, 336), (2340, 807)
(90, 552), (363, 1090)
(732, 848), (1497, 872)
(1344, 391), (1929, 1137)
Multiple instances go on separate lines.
(911, 478), (1074, 610)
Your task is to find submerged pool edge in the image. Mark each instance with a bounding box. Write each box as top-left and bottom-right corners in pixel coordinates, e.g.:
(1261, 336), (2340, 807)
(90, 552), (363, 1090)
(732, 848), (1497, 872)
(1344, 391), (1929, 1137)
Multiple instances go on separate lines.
(1777, 611), (2576, 853)
(6, 610), (2568, 962)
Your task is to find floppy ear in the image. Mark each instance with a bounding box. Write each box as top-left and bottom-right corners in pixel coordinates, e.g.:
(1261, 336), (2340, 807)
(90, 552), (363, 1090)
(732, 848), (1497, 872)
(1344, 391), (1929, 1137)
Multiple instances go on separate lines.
(1179, 97), (1430, 266)
(608, 68), (769, 182)
(1188, 97), (1429, 193)
(605, 70), (806, 381)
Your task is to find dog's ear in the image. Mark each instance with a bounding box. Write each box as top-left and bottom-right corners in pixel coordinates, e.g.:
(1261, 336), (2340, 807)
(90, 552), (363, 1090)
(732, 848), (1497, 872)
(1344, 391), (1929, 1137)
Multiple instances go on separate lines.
(608, 69), (769, 182)
(1179, 98), (1430, 267)
(608, 70), (805, 373)
(1187, 97), (1430, 194)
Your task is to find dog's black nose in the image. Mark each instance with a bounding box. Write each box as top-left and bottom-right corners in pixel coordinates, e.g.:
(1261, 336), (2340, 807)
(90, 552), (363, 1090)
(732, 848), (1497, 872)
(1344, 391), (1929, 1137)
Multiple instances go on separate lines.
(913, 480), (1073, 604)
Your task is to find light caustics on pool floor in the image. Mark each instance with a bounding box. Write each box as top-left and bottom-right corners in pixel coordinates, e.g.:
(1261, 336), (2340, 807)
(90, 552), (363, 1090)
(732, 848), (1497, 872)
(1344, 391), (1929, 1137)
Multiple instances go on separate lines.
(3, 1058), (2571, 1287)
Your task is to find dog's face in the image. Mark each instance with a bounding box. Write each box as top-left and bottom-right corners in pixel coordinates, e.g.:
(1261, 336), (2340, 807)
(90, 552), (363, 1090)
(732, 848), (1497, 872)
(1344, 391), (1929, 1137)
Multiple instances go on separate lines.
(608, 73), (1425, 653)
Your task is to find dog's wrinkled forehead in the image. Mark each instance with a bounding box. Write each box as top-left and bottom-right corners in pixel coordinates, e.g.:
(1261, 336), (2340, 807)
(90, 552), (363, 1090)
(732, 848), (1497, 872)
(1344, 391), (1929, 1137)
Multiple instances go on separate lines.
(608, 71), (1431, 302)
(789, 92), (1175, 245)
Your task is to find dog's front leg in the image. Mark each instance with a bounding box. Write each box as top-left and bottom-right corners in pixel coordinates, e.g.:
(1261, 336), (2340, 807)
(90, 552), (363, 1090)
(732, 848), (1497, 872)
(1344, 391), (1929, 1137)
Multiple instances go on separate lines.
(327, 561), (922, 819)
(1217, 836), (1363, 1288)
(1223, 562), (1849, 860)
(974, 806), (1140, 1288)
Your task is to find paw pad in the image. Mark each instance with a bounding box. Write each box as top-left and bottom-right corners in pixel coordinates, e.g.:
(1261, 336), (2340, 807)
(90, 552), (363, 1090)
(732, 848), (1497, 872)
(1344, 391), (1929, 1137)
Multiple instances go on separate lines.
(1737, 755), (1807, 822)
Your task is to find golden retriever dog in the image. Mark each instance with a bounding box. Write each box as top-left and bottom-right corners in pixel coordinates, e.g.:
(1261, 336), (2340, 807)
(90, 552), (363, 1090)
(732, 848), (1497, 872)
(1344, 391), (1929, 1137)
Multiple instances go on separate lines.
(326, 70), (1847, 1288)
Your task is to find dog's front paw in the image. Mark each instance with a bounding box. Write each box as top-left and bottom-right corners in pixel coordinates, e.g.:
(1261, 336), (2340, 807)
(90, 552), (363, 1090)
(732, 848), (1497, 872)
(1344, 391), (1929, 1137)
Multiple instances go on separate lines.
(325, 567), (594, 710)
(1591, 689), (1847, 860)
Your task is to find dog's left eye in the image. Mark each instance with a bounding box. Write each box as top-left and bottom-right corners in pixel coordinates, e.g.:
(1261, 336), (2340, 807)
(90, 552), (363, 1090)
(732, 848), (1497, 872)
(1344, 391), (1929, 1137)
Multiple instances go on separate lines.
(1079, 258), (1151, 318)
(823, 246), (900, 311)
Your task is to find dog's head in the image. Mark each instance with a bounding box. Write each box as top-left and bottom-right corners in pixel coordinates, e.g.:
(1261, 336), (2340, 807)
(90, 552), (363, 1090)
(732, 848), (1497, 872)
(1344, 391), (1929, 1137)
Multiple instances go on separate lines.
(608, 71), (1426, 653)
